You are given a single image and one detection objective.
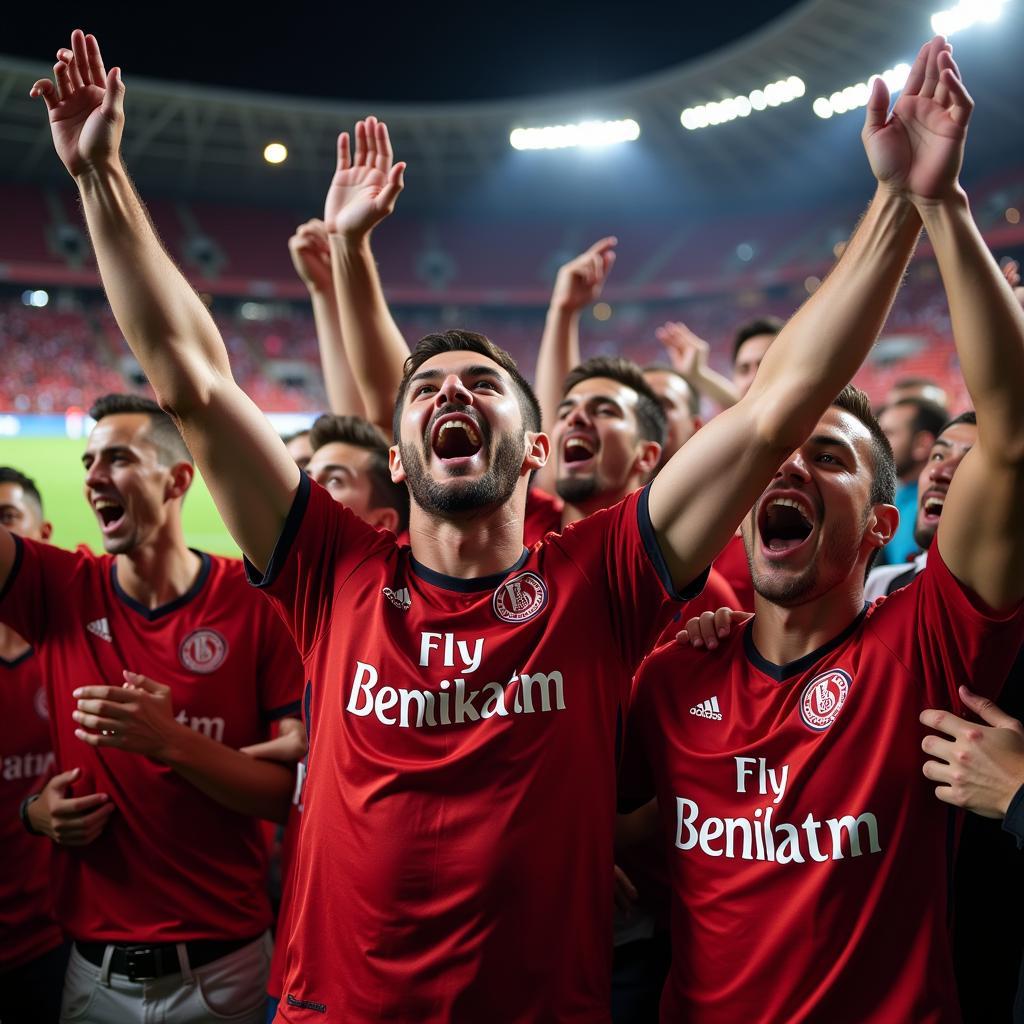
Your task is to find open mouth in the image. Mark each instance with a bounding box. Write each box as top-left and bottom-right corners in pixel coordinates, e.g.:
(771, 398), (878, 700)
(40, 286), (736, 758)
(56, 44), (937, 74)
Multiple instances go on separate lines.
(562, 436), (596, 466)
(430, 415), (483, 462)
(921, 493), (945, 522)
(758, 496), (814, 555)
(94, 498), (125, 533)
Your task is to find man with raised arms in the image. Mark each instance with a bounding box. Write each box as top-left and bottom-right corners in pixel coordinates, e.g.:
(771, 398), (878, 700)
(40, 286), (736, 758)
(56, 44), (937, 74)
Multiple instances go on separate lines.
(621, 42), (1024, 1022)
(27, 30), (938, 1021)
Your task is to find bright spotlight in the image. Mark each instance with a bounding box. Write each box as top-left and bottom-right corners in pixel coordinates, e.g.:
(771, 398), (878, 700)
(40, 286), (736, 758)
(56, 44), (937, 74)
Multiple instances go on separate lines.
(812, 62), (911, 118)
(931, 0), (1009, 36)
(679, 76), (804, 131)
(509, 119), (640, 151)
(736, 243), (754, 262)
(592, 302), (612, 321)
(21, 289), (49, 308)
(263, 142), (288, 164)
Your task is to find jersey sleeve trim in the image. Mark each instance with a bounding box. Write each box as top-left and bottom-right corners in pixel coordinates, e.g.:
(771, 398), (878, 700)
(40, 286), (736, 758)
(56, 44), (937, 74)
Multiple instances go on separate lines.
(263, 700), (303, 722)
(0, 533), (24, 605)
(244, 473), (311, 590)
(637, 483), (709, 602)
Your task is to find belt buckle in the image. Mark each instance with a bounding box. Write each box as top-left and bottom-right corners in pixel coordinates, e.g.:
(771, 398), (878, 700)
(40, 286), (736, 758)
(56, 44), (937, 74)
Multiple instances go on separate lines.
(124, 946), (159, 982)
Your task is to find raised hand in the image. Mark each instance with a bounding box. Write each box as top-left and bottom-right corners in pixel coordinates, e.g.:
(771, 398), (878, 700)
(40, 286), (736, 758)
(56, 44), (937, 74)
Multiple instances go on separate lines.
(325, 116), (406, 239)
(29, 30), (124, 178)
(289, 219), (333, 293)
(550, 237), (617, 314)
(863, 35), (973, 204)
(656, 321), (709, 380)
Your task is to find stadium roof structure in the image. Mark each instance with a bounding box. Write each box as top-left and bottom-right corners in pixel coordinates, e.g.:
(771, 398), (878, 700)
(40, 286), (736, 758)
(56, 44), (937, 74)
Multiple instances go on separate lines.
(0, 0), (1022, 215)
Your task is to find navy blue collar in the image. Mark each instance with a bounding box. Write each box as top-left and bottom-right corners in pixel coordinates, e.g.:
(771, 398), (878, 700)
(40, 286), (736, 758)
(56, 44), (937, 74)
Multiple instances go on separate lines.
(744, 605), (869, 682)
(111, 550), (212, 620)
(409, 548), (530, 593)
(0, 647), (34, 669)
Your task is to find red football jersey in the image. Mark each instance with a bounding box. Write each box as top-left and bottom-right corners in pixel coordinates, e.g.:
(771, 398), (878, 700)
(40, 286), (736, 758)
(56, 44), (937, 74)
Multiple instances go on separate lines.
(623, 545), (1024, 1023)
(524, 485), (565, 546)
(0, 646), (64, 970)
(251, 475), (703, 1022)
(0, 540), (303, 944)
(713, 532), (754, 612)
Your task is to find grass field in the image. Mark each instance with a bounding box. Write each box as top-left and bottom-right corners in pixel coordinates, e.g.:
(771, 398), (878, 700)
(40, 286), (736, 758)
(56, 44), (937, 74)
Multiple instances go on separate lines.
(2, 437), (239, 556)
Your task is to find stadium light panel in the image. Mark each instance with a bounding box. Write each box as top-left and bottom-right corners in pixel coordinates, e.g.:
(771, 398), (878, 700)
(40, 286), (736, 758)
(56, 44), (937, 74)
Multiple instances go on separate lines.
(508, 119), (640, 151)
(680, 76), (804, 131)
(812, 63), (911, 119)
(263, 142), (288, 164)
(931, 0), (1009, 36)
(21, 289), (49, 308)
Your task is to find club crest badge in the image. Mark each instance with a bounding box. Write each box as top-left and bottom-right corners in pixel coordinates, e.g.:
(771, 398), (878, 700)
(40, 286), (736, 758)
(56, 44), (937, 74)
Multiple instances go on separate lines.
(179, 629), (228, 674)
(493, 572), (547, 624)
(799, 669), (851, 731)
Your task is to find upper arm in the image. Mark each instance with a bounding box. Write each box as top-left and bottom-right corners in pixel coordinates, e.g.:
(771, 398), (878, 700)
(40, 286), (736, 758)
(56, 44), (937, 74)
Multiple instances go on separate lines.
(173, 375), (301, 574)
(934, 446), (1024, 611)
(647, 399), (785, 589)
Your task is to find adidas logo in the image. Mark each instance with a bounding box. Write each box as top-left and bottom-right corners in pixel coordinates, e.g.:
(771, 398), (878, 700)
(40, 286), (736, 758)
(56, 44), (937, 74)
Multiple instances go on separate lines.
(689, 695), (722, 721)
(382, 587), (411, 612)
(86, 617), (112, 643)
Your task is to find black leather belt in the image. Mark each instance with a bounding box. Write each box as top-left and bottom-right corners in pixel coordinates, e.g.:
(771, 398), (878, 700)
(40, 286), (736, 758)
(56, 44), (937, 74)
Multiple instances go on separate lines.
(75, 936), (256, 982)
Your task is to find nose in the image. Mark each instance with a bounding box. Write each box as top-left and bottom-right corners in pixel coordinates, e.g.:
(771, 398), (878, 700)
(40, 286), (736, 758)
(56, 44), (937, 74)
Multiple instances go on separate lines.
(84, 460), (108, 491)
(435, 373), (473, 408)
(565, 403), (591, 430)
(774, 448), (812, 485)
(929, 455), (955, 484)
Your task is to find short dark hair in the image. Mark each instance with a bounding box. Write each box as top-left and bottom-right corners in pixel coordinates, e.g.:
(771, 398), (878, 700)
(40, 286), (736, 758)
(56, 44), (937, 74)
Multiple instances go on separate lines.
(0, 466), (44, 519)
(884, 397), (950, 439)
(642, 363), (700, 417)
(562, 356), (667, 446)
(89, 394), (194, 467)
(309, 414), (410, 533)
(831, 384), (898, 574)
(732, 316), (784, 365)
(832, 383), (897, 508)
(938, 410), (977, 435)
(394, 330), (541, 442)
(281, 428), (310, 446)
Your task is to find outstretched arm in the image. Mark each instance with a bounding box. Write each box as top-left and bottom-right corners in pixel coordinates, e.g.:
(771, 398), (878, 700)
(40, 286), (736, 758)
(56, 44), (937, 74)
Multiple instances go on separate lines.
(533, 238), (617, 493)
(916, 65), (1024, 610)
(656, 321), (740, 411)
(32, 32), (298, 571)
(649, 38), (963, 587)
(325, 117), (410, 436)
(289, 219), (366, 417)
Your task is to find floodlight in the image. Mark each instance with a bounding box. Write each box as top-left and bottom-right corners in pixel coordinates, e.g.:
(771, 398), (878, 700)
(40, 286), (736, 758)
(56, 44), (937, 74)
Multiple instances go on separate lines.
(932, 0), (1009, 36)
(509, 119), (640, 151)
(263, 142), (288, 164)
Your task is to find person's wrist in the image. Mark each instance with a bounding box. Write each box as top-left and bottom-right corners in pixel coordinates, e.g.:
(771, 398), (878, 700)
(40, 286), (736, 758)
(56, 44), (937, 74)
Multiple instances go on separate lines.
(20, 793), (46, 836)
(72, 154), (123, 184)
(154, 718), (191, 765)
(912, 183), (969, 215)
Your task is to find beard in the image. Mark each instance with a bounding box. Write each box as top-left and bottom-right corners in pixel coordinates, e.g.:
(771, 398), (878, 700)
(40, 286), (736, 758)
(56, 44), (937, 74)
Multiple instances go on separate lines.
(555, 473), (599, 506)
(747, 504), (868, 607)
(400, 429), (525, 517)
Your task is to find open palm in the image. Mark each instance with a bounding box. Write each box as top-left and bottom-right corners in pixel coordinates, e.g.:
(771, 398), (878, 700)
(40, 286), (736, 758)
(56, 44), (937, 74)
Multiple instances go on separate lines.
(31, 31), (123, 178)
(863, 37), (972, 203)
(325, 116), (406, 238)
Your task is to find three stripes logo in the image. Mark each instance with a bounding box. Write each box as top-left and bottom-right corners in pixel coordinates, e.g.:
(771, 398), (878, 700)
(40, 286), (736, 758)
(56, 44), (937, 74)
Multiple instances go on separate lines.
(689, 695), (722, 721)
(86, 617), (112, 643)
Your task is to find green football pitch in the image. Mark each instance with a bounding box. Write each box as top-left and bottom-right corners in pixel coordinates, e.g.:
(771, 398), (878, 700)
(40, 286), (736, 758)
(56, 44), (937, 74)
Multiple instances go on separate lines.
(1, 437), (238, 556)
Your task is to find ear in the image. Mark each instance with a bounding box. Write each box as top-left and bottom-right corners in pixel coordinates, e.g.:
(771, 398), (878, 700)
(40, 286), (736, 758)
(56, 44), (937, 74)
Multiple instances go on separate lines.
(864, 502), (899, 553)
(38, 520), (54, 542)
(524, 431), (550, 473)
(367, 506), (401, 535)
(167, 461), (194, 502)
(389, 444), (408, 485)
(634, 440), (662, 480)
(910, 430), (937, 464)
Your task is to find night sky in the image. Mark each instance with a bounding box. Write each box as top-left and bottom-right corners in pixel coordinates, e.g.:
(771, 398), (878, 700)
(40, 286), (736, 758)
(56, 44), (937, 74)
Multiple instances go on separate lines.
(2, 2), (803, 102)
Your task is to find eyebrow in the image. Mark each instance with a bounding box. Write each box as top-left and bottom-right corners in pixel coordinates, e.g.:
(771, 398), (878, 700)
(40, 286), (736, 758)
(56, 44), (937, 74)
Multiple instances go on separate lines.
(809, 433), (857, 459)
(557, 393), (626, 413)
(313, 463), (355, 477)
(81, 445), (135, 465)
(409, 365), (503, 385)
(931, 438), (953, 451)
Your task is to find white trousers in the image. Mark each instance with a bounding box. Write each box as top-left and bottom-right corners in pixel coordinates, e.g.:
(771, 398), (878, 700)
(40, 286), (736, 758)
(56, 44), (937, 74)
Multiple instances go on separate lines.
(59, 932), (272, 1024)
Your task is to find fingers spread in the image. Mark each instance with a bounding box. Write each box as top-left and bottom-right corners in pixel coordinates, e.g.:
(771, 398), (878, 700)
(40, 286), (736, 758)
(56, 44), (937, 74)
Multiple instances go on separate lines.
(29, 78), (58, 108)
(72, 29), (91, 86)
(86, 33), (106, 86)
(337, 131), (350, 172)
(959, 686), (1020, 730)
(902, 39), (932, 98)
